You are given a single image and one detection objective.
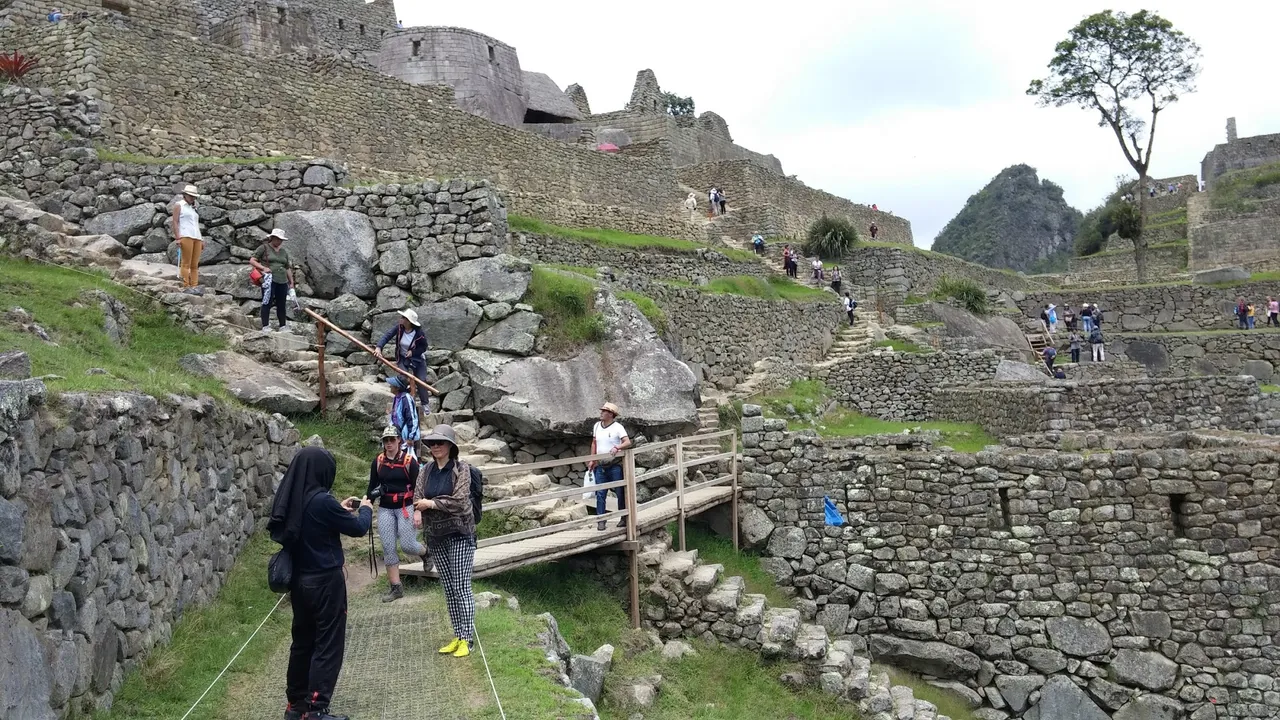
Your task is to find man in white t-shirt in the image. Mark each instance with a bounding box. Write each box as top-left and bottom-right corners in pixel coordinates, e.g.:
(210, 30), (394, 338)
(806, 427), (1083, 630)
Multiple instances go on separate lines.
(590, 402), (631, 531)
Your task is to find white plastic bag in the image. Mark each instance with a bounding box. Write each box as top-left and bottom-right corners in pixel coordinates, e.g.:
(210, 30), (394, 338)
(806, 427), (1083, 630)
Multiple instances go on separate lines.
(581, 470), (597, 502)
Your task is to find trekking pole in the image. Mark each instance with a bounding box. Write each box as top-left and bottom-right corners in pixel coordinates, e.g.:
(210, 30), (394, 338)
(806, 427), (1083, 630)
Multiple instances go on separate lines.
(368, 531), (377, 578)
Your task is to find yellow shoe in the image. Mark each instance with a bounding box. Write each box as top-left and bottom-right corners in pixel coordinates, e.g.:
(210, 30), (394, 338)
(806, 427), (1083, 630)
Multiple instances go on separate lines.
(438, 637), (461, 654)
(451, 640), (471, 658)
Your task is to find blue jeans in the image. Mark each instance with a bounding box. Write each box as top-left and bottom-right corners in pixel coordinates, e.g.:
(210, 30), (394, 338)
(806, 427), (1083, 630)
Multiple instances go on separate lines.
(594, 463), (625, 517)
(1082, 317), (1093, 333)
(397, 357), (431, 404)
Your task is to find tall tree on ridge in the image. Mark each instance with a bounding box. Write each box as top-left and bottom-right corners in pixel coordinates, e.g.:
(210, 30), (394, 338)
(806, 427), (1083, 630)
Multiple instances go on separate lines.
(1027, 9), (1200, 281)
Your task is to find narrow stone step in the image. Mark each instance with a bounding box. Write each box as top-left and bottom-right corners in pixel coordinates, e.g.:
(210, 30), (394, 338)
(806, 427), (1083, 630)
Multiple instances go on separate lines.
(704, 576), (745, 612)
(914, 700), (938, 720)
(890, 684), (917, 720)
(658, 550), (699, 576)
(795, 622), (828, 661)
(685, 563), (723, 596)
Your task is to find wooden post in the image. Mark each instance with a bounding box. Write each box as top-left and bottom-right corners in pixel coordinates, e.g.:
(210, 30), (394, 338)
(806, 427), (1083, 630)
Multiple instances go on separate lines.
(731, 432), (739, 553)
(625, 448), (640, 629)
(675, 437), (685, 552)
(316, 322), (327, 413)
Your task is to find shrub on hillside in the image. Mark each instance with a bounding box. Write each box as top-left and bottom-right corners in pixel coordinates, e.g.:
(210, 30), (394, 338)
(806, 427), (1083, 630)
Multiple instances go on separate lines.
(802, 215), (858, 259)
(933, 276), (989, 315)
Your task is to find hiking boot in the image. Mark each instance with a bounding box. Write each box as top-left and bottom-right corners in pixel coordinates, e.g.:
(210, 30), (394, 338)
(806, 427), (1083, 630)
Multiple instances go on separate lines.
(597, 520), (606, 531)
(451, 639), (471, 658)
(303, 712), (349, 720)
(284, 705), (303, 720)
(616, 518), (627, 528)
(439, 637), (461, 654)
(382, 583), (403, 603)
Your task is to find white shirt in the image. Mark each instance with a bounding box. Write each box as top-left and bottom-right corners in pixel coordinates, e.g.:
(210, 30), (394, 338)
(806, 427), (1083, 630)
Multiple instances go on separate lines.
(175, 198), (202, 240)
(843, 297), (853, 311)
(592, 420), (628, 456)
(399, 332), (414, 357)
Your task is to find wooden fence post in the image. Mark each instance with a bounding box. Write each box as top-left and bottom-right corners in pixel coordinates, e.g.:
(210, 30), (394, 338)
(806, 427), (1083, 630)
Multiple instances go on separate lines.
(625, 448), (640, 629)
(731, 432), (739, 553)
(316, 322), (327, 414)
(675, 437), (685, 553)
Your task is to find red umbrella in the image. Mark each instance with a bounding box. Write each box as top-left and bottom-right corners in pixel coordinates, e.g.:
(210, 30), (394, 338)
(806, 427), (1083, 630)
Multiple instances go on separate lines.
(596, 143), (620, 152)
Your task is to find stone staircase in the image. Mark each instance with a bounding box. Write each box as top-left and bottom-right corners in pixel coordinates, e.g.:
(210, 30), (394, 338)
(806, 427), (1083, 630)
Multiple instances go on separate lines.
(636, 537), (958, 720)
(816, 311), (882, 367)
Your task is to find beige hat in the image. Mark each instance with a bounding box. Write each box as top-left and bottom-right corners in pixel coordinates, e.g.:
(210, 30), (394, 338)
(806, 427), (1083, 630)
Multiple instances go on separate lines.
(600, 402), (621, 417)
(421, 424), (458, 447)
(268, 228), (288, 241)
(380, 425), (399, 440)
(182, 184), (198, 196)
(398, 308), (421, 326)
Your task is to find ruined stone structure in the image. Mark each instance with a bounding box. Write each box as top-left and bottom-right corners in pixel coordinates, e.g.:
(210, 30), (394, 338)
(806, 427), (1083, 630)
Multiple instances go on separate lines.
(1202, 117), (1280, 190)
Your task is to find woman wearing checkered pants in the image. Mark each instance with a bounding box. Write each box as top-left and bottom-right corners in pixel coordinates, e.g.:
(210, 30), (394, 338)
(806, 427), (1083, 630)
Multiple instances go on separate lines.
(414, 424), (482, 658)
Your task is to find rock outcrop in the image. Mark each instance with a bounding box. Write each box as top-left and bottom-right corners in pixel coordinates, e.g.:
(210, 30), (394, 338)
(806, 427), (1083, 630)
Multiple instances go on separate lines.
(179, 350), (320, 413)
(272, 210), (378, 299)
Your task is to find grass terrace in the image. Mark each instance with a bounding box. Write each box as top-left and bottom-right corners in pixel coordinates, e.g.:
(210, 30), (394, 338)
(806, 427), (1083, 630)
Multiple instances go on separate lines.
(698, 275), (834, 302)
(617, 290), (668, 332)
(874, 338), (930, 353)
(95, 147), (298, 165)
(524, 266), (606, 356)
(1210, 161), (1280, 213)
(510, 214), (759, 262)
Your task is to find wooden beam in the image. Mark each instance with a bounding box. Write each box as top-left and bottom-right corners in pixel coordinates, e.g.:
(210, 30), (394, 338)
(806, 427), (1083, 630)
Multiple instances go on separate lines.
(300, 307), (440, 396)
(316, 322), (327, 413)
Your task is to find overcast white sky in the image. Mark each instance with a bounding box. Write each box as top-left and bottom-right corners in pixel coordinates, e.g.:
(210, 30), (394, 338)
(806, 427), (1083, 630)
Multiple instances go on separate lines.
(394, 1), (1280, 248)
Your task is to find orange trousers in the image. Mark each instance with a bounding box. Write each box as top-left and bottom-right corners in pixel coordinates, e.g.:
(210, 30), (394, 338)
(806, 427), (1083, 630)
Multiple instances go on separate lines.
(178, 237), (203, 287)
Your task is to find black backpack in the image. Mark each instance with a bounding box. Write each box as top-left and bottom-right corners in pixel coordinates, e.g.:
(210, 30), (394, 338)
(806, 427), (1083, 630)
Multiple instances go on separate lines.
(469, 468), (483, 523)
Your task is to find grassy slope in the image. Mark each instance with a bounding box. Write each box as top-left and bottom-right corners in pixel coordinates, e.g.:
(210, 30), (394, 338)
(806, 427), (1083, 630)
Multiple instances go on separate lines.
(0, 258), (228, 398)
(510, 214), (758, 262)
(524, 266), (606, 356)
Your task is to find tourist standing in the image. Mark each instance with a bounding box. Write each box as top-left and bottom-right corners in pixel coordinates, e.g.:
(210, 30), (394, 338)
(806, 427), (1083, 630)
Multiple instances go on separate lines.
(1047, 304), (1058, 333)
(1089, 325), (1105, 362)
(591, 402), (631, 531)
(376, 309), (431, 407)
(811, 257), (823, 283)
(1062, 304), (1076, 331)
(752, 232), (765, 255)
(1248, 302), (1257, 330)
(1236, 297), (1249, 329)
(1080, 303), (1094, 333)
(268, 447), (372, 720)
(717, 190), (728, 215)
(1269, 296), (1279, 327)
(171, 184), (203, 293)
(368, 426), (429, 604)
(1068, 329), (1082, 364)
(782, 245), (797, 278)
(830, 266), (843, 295)
(414, 425), (481, 659)
(843, 293), (856, 325)
(1040, 305), (1051, 332)
(1092, 304), (1104, 328)
(869, 221), (879, 240)
(387, 376), (420, 459)
(249, 229), (296, 332)
(1042, 345), (1057, 372)
(707, 187), (718, 217)
(684, 192), (698, 219)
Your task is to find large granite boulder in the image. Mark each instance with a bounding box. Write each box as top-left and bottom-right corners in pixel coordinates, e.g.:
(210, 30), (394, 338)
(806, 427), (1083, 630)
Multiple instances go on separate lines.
(326, 293), (369, 331)
(434, 255), (532, 304)
(1110, 650), (1178, 691)
(0, 608), (55, 720)
(272, 210), (377, 299)
(868, 635), (980, 680)
(932, 302), (1028, 355)
(467, 311), (542, 356)
(1119, 340), (1171, 373)
(82, 203), (156, 242)
(1024, 675), (1109, 720)
(994, 359), (1047, 382)
(338, 381), (392, 422)
(0, 350), (31, 380)
(180, 351), (319, 414)
(1193, 266), (1248, 285)
(462, 291), (697, 439)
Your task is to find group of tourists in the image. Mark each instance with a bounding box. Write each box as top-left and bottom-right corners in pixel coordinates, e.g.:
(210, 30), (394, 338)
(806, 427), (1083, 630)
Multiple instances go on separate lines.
(1234, 296), (1280, 329)
(1040, 302), (1107, 372)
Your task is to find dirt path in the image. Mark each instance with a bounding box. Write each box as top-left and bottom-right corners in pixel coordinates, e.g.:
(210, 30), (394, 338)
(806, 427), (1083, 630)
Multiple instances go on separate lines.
(217, 578), (492, 720)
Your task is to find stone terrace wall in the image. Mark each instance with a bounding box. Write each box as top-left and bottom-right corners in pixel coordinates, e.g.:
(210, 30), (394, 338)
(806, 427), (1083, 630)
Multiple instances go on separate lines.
(847, 246), (1042, 303)
(509, 232), (769, 283)
(677, 160), (913, 246)
(1, 20), (699, 240)
(576, 109), (784, 173)
(1112, 331), (1280, 381)
(742, 428), (1280, 719)
(1202, 129), (1280, 189)
(933, 376), (1261, 437)
(0, 380), (299, 719)
(1066, 242), (1188, 285)
(1190, 197), (1280, 272)
(634, 282), (845, 390)
(0, 88), (101, 193)
(1017, 281), (1280, 333)
(816, 350), (1003, 421)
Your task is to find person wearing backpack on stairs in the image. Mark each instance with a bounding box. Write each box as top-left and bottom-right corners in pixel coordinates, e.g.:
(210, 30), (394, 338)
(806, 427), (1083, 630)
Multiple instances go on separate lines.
(1089, 325), (1105, 362)
(413, 424), (483, 659)
(368, 425), (429, 603)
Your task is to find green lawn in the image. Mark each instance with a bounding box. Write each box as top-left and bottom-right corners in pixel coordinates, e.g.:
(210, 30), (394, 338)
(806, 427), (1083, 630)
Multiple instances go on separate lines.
(510, 214), (759, 262)
(0, 257), (229, 399)
(95, 534), (290, 720)
(1210, 161), (1280, 213)
(479, 563), (629, 651)
(618, 290), (668, 332)
(471, 605), (596, 720)
(292, 413), (379, 499)
(524, 266), (606, 356)
(874, 338), (929, 353)
(1261, 384), (1280, 393)
(702, 275), (834, 302)
(677, 523), (791, 608)
(95, 147), (296, 165)
(884, 668), (979, 720)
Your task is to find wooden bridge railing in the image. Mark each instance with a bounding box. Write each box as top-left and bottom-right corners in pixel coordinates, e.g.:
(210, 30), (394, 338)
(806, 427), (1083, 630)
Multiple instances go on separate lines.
(475, 429), (739, 628)
(301, 307), (439, 411)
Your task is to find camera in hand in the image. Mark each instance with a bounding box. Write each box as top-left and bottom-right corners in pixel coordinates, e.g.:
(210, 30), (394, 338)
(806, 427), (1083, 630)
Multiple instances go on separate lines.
(367, 486), (384, 502)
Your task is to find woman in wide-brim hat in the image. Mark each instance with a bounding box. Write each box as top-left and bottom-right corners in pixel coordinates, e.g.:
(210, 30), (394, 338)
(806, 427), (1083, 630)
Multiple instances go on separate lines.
(171, 184), (204, 292)
(376, 307), (431, 407)
(413, 424), (483, 658)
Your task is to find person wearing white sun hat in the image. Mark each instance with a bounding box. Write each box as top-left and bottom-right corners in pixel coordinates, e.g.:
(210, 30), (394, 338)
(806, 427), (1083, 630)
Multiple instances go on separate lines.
(249, 228), (296, 332)
(376, 308), (431, 406)
(171, 184), (204, 292)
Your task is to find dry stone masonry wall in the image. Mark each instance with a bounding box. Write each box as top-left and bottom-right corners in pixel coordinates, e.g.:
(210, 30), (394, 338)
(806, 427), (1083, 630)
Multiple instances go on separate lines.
(1017, 281), (1280, 334)
(848, 246), (1042, 304)
(0, 380), (299, 719)
(1112, 332), (1280, 381)
(817, 350), (1003, 422)
(510, 232), (768, 282)
(740, 423), (1280, 720)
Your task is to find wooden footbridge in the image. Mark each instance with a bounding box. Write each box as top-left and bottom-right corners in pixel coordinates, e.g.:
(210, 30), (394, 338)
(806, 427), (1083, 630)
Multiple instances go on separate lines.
(401, 431), (740, 627)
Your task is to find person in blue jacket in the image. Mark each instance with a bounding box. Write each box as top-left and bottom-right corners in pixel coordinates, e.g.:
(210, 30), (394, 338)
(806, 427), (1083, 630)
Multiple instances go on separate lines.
(375, 309), (430, 406)
(387, 375), (420, 459)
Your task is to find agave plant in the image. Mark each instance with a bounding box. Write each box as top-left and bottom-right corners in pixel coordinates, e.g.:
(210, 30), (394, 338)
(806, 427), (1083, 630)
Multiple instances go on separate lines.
(0, 51), (39, 85)
(802, 215), (859, 259)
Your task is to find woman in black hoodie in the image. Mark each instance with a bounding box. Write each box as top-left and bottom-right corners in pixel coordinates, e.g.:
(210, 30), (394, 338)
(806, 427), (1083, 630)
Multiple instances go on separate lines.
(267, 447), (373, 720)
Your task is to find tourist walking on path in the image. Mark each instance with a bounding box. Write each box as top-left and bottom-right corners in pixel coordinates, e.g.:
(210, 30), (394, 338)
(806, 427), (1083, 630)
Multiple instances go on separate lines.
(1080, 303), (1093, 333)
(591, 402), (631, 531)
(387, 376), (420, 459)
(812, 257), (824, 283)
(869, 221), (879, 240)
(1248, 302), (1257, 329)
(250, 229), (296, 332)
(172, 184), (204, 293)
(1040, 305), (1051, 333)
(368, 426), (429, 604)
(1042, 345), (1057, 373)
(1089, 325), (1105, 362)
(843, 293), (856, 325)
(1047, 304), (1058, 333)
(830, 266), (843, 295)
(413, 424), (482, 659)
(717, 190), (728, 215)
(684, 192), (698, 219)
(752, 232), (765, 255)
(707, 187), (719, 217)
(1236, 297), (1249, 329)
(782, 245), (797, 278)
(1269, 297), (1279, 327)
(1091, 304), (1103, 328)
(1062, 304), (1076, 331)
(268, 447), (373, 720)
(376, 309), (431, 406)
(1068, 329), (1082, 364)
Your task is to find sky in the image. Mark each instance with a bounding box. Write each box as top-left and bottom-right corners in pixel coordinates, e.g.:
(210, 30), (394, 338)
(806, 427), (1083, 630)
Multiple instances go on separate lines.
(393, 1), (1280, 248)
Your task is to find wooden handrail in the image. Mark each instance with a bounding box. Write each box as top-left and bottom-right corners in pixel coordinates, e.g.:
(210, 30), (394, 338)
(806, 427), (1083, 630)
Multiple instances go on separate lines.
(301, 307), (441, 396)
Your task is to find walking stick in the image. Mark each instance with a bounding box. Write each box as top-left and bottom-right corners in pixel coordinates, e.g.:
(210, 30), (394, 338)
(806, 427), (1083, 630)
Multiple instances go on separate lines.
(369, 531), (377, 578)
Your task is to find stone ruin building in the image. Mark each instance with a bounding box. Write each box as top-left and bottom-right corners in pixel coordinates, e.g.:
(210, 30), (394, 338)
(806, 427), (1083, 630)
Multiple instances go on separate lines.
(1, 3), (1279, 720)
